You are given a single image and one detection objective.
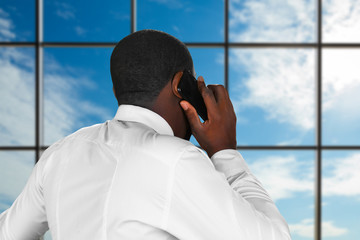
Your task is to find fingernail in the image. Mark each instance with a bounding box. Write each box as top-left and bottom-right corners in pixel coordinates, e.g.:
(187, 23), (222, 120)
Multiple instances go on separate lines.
(180, 101), (188, 110)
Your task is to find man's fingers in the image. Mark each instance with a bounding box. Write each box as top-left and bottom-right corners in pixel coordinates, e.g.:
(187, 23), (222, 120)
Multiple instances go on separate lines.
(197, 76), (216, 112)
(207, 84), (233, 113)
(207, 85), (228, 104)
(180, 100), (202, 132)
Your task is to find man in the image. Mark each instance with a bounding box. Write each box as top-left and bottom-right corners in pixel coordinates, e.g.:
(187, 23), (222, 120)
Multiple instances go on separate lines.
(0, 30), (290, 239)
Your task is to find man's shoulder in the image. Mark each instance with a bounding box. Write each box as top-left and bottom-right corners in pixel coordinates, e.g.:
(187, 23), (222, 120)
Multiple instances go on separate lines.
(146, 134), (207, 164)
(154, 134), (191, 148)
(69, 122), (107, 140)
(142, 128), (193, 151)
(44, 122), (107, 152)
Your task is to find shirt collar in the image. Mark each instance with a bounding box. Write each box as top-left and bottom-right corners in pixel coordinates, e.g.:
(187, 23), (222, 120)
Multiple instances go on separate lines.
(113, 104), (174, 136)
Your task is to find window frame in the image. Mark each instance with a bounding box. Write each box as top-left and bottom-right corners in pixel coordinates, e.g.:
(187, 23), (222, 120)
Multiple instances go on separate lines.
(1, 0), (360, 239)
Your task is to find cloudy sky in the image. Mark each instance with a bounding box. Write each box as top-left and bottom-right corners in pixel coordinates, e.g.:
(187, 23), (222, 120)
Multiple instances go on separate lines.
(1, 0), (360, 239)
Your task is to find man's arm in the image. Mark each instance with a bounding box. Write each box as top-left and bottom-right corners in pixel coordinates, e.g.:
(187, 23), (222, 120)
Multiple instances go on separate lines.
(0, 156), (48, 240)
(212, 149), (291, 239)
(164, 146), (290, 239)
(171, 77), (291, 239)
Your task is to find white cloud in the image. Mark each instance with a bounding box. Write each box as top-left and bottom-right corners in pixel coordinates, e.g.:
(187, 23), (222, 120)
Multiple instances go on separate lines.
(0, 48), (35, 145)
(229, 0), (317, 133)
(248, 152), (360, 201)
(43, 56), (113, 145)
(172, 25), (180, 34)
(323, 49), (360, 123)
(0, 8), (15, 41)
(74, 26), (86, 36)
(289, 219), (313, 238)
(229, 0), (315, 42)
(0, 47), (110, 146)
(231, 49), (315, 131)
(323, 0), (360, 42)
(321, 49), (360, 144)
(55, 2), (75, 20)
(289, 218), (348, 238)
(229, 0), (360, 141)
(0, 12), (112, 146)
(0, 152), (34, 211)
(323, 153), (360, 197)
(248, 155), (313, 201)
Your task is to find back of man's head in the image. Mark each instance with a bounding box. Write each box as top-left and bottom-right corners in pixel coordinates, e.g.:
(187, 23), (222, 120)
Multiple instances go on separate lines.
(110, 29), (193, 107)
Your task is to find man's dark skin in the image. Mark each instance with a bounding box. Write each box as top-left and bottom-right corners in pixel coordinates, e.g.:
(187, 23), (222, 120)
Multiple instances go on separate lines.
(148, 70), (237, 158)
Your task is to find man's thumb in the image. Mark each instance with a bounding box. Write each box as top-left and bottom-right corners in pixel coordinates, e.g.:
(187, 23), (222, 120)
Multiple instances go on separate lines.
(180, 101), (201, 131)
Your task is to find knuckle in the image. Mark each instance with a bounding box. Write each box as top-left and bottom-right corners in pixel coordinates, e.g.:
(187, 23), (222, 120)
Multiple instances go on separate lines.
(210, 85), (226, 96)
(198, 80), (206, 87)
(218, 85), (227, 93)
(201, 88), (212, 97)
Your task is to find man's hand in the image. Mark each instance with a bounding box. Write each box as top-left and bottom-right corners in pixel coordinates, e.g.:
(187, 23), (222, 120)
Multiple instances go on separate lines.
(180, 76), (237, 158)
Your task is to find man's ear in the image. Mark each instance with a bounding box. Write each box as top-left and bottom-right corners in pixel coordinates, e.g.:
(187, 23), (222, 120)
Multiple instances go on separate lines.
(172, 71), (183, 99)
(112, 86), (116, 98)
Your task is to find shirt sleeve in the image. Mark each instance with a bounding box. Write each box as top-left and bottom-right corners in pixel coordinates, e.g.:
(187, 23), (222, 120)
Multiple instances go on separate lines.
(0, 158), (48, 240)
(164, 147), (291, 240)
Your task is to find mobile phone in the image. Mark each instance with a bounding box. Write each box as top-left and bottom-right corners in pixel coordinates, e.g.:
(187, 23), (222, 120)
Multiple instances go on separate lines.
(177, 70), (208, 121)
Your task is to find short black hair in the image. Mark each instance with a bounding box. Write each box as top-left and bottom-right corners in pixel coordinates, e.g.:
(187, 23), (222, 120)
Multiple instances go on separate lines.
(110, 29), (193, 107)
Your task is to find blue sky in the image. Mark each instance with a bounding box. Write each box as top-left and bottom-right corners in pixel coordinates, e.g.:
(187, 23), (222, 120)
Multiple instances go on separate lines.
(1, 0), (360, 239)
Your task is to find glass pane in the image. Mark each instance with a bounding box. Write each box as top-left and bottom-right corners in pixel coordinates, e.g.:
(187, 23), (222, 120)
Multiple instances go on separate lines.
(229, 0), (316, 43)
(44, 0), (130, 42)
(0, 151), (35, 213)
(44, 48), (117, 145)
(189, 48), (224, 86)
(323, 0), (360, 43)
(240, 150), (315, 240)
(229, 48), (316, 146)
(322, 49), (360, 145)
(0, 47), (35, 146)
(322, 151), (360, 240)
(0, 0), (35, 41)
(137, 0), (224, 42)
(188, 48), (224, 146)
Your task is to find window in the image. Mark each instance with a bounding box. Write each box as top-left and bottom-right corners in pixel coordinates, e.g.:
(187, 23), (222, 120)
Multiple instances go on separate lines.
(1, 1), (359, 239)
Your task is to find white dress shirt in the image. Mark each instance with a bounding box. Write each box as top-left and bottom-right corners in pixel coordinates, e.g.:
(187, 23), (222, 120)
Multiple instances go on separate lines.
(0, 105), (290, 240)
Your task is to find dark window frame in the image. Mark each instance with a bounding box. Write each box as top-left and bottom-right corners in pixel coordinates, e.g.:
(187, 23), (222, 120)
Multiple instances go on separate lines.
(1, 0), (360, 239)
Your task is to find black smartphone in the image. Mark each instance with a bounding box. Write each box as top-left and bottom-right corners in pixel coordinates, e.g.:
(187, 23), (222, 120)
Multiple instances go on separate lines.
(177, 70), (208, 121)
